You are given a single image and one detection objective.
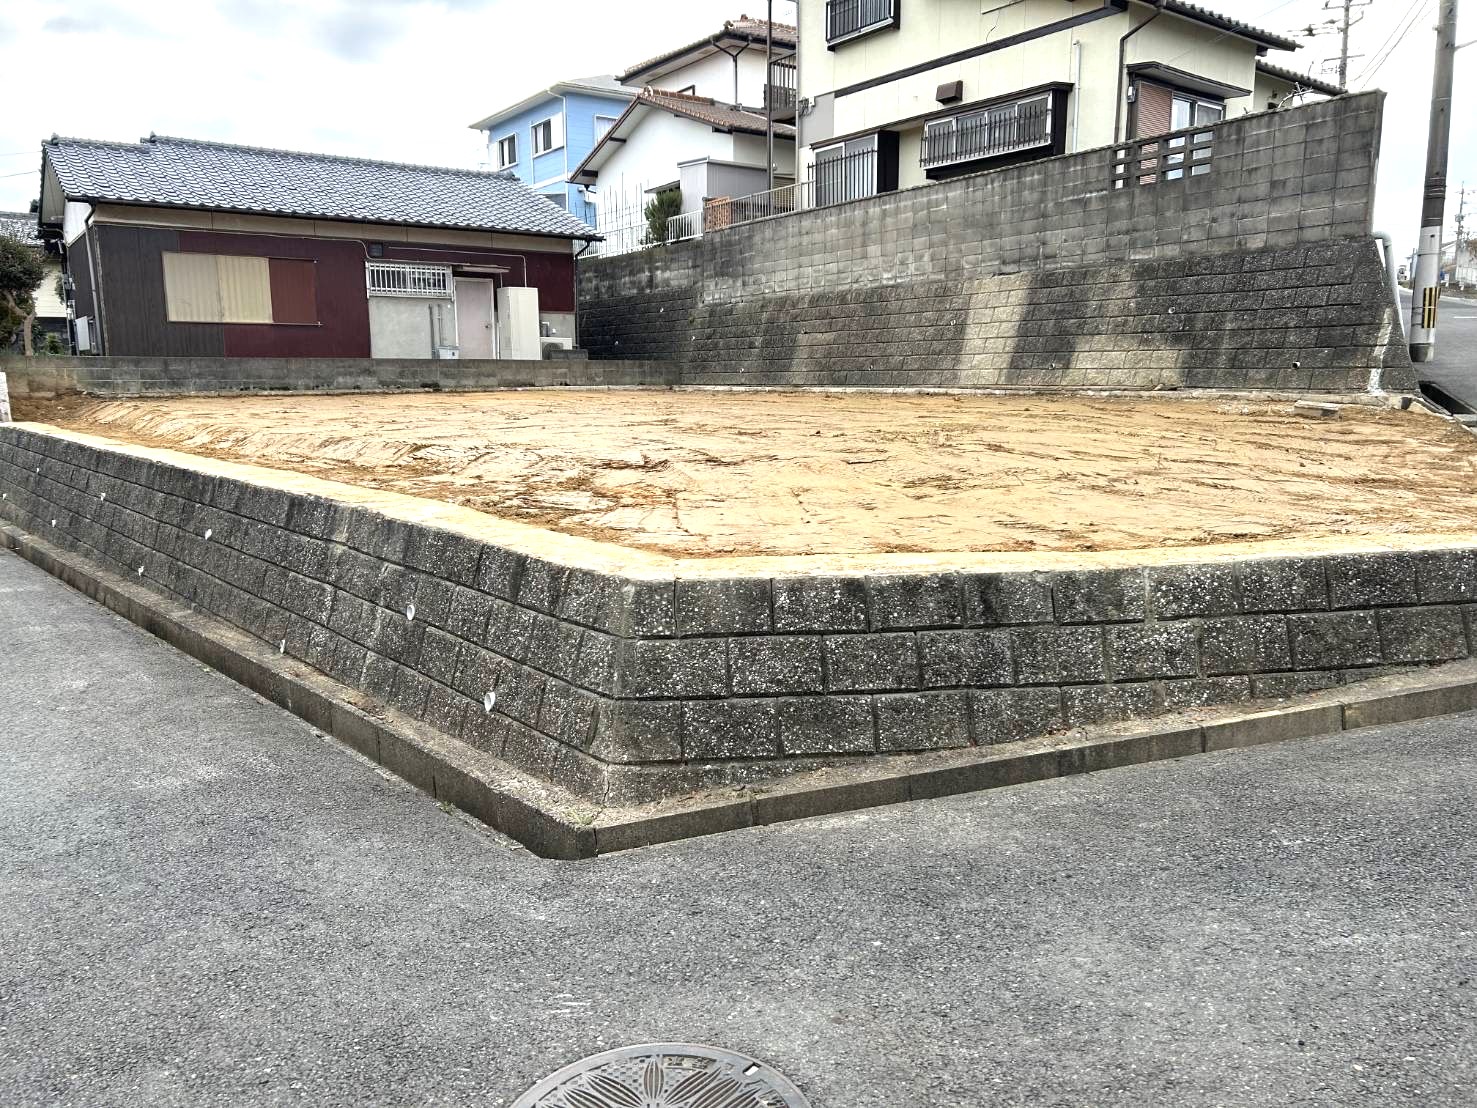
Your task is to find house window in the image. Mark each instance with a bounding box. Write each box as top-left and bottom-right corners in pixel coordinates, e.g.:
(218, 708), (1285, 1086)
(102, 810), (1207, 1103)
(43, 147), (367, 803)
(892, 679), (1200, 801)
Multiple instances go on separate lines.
(922, 94), (1052, 170)
(814, 135), (880, 206)
(528, 118), (555, 157)
(496, 134), (518, 169)
(162, 253), (317, 325)
(365, 261), (453, 298)
(826, 0), (898, 46)
(1172, 92), (1225, 131)
(1166, 93), (1223, 179)
(595, 115), (620, 141)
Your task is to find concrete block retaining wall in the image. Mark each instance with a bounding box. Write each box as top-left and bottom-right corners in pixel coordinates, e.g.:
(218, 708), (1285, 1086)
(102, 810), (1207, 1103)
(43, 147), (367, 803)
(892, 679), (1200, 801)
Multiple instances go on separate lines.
(5, 424), (1476, 809)
(0, 355), (679, 398)
(578, 93), (1414, 393)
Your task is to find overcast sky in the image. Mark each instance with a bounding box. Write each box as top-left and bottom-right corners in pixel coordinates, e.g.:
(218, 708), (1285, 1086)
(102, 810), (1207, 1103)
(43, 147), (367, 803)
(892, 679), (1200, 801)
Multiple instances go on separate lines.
(0, 0), (1469, 261)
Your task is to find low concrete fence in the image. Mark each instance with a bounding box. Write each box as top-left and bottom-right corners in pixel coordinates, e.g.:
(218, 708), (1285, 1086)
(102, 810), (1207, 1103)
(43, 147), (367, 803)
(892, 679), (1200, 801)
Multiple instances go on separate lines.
(4, 424), (1474, 821)
(0, 355), (679, 398)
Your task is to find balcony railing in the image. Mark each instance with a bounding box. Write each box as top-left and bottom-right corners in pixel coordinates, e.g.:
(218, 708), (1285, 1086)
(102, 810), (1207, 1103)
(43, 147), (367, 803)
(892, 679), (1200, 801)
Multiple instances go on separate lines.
(826, 0), (897, 44)
(765, 59), (797, 117)
(921, 97), (1052, 170)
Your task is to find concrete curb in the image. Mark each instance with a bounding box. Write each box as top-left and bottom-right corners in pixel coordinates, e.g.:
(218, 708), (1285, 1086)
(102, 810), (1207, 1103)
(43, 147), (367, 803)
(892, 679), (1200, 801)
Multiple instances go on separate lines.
(7, 520), (1477, 859)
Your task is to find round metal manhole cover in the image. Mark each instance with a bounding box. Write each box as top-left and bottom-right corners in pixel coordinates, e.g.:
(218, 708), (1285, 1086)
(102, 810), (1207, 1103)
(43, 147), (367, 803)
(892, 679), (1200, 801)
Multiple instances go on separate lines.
(511, 1042), (812, 1108)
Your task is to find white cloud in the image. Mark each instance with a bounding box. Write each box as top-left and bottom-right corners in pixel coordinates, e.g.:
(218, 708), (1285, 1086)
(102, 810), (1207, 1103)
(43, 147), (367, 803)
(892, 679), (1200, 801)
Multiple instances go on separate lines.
(0, 0), (1468, 262)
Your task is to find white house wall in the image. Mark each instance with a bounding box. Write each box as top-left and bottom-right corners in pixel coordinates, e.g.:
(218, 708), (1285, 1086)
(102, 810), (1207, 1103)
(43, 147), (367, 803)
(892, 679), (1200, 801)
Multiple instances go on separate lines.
(592, 111), (736, 229)
(631, 47), (774, 107)
(799, 0), (1274, 159)
(1123, 10), (1262, 118)
(731, 132), (797, 177)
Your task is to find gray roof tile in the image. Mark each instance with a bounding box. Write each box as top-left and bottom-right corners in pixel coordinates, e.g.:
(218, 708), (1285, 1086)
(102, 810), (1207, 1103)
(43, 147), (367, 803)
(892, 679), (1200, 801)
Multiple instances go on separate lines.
(43, 134), (598, 239)
(0, 210), (41, 246)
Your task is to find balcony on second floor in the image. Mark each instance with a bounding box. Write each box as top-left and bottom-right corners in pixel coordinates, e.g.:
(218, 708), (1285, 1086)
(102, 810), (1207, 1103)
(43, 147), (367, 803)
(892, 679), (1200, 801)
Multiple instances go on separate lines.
(921, 94), (1054, 174)
(765, 59), (797, 121)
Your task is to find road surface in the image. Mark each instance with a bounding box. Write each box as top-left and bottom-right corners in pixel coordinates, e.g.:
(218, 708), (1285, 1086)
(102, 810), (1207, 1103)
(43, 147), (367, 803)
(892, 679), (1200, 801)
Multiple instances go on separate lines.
(1, 546), (1475, 1107)
(1400, 288), (1477, 411)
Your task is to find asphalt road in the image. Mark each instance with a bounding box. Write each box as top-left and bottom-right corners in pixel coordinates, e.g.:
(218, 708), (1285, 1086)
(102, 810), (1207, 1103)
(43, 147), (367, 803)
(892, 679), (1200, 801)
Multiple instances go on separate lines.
(1400, 288), (1477, 412)
(2, 545), (1476, 1107)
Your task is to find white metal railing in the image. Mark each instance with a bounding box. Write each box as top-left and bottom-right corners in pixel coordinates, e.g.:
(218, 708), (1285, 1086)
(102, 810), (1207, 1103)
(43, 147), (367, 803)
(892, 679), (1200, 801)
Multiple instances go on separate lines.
(665, 209), (703, 243)
(587, 204), (704, 258)
(365, 261), (453, 298)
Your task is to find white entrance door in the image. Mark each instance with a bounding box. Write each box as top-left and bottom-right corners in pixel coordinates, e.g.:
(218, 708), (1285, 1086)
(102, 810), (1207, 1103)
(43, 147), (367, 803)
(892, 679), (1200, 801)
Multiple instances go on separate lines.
(455, 278), (497, 359)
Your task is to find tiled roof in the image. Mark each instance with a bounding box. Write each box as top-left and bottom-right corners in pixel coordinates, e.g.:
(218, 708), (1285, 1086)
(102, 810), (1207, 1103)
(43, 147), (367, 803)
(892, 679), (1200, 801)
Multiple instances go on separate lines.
(1255, 60), (1345, 98)
(639, 89), (796, 138)
(42, 134), (598, 239)
(469, 74), (631, 132)
(0, 210), (41, 246)
(572, 88), (794, 183)
(620, 16), (797, 82)
(1160, 2), (1300, 52)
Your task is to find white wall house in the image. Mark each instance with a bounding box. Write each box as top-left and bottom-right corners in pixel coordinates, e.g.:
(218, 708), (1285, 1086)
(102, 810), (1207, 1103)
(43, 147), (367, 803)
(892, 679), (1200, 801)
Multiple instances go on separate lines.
(796, 0), (1342, 199)
(573, 17), (798, 254)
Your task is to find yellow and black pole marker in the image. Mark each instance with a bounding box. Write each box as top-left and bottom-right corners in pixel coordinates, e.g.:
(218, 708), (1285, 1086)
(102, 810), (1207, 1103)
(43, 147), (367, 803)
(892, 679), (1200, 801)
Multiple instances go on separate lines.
(1411, 0), (1459, 363)
(1421, 284), (1441, 331)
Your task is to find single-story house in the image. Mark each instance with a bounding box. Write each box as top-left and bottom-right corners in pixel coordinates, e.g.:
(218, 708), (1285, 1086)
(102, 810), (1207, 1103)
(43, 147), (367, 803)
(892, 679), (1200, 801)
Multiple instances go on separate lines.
(0, 209), (69, 354)
(37, 134), (600, 360)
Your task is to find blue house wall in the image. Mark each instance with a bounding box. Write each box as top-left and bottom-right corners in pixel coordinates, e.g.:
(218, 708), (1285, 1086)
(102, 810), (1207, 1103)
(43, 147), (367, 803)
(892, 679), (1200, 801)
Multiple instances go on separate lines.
(480, 87), (630, 227)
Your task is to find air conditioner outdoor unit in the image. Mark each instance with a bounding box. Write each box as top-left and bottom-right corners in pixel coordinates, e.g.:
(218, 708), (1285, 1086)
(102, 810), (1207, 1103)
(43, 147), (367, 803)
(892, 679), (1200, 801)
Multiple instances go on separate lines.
(434, 346), (460, 360)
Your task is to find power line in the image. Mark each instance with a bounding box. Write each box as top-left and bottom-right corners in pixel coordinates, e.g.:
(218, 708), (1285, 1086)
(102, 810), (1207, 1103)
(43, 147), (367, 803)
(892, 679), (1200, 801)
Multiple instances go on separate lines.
(1354, 0), (1434, 86)
(0, 169), (38, 179)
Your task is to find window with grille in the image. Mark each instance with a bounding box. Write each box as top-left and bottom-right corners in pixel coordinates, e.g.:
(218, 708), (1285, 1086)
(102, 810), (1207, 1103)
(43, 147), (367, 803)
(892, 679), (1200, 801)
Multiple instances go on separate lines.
(826, 0), (897, 45)
(922, 95), (1052, 169)
(365, 262), (453, 298)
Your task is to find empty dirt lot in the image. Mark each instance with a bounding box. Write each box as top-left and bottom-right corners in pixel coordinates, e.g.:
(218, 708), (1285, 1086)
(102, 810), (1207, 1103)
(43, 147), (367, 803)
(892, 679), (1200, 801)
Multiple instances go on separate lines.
(17, 390), (1477, 559)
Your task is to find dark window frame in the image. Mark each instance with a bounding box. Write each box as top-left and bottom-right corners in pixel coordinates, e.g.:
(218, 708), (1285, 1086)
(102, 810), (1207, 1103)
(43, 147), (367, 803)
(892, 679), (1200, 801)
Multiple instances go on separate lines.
(825, 0), (899, 48)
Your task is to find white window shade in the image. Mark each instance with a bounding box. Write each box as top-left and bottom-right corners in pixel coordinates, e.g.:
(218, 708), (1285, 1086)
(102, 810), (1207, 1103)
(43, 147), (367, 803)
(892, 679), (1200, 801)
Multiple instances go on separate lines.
(162, 253), (224, 323)
(549, 112), (564, 151)
(216, 255), (272, 323)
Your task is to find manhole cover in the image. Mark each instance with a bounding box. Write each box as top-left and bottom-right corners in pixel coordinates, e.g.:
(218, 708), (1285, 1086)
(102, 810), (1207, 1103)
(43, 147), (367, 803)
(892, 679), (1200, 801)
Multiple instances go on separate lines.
(511, 1042), (812, 1107)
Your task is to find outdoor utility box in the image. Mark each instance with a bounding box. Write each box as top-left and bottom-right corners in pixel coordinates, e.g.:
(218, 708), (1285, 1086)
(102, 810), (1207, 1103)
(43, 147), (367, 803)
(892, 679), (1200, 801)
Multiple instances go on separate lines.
(497, 287), (542, 361)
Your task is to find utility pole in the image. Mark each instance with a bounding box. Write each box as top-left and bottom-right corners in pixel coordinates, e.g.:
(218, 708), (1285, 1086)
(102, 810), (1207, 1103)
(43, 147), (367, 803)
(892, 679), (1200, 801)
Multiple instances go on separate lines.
(1319, 0), (1369, 87)
(1411, 0), (1459, 363)
(766, 0), (775, 193)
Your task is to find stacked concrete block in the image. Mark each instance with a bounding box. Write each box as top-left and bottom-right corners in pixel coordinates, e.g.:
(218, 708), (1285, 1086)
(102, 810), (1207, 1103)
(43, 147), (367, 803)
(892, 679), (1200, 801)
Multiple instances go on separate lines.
(4, 425), (1475, 808)
(578, 92), (1411, 393)
(0, 355), (680, 399)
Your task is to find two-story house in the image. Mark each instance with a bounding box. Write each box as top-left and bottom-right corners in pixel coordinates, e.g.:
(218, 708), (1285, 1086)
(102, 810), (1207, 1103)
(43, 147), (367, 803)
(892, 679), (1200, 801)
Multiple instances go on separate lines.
(470, 76), (634, 226)
(571, 16), (800, 254)
(796, 0), (1341, 202)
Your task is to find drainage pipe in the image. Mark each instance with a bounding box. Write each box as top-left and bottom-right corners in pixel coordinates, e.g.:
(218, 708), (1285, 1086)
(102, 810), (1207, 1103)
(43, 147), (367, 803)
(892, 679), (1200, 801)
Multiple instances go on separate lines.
(1114, 0), (1165, 143)
(1368, 231), (1406, 394)
(1373, 232), (1404, 341)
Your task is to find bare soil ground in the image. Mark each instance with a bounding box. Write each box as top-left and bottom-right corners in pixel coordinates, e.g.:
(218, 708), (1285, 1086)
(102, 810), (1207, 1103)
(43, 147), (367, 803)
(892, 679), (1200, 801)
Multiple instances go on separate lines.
(17, 390), (1477, 559)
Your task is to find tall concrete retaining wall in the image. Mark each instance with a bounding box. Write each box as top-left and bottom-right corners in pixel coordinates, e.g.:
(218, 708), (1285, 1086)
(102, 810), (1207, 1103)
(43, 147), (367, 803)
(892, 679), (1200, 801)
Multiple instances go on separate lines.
(5, 425), (1474, 816)
(579, 93), (1413, 393)
(0, 355), (678, 398)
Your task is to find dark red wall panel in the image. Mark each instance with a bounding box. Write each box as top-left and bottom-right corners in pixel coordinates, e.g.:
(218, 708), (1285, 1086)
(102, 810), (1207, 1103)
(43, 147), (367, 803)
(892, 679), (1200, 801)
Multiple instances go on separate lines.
(90, 221), (576, 358)
(177, 229), (371, 358)
(268, 258), (319, 326)
(383, 241), (577, 313)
